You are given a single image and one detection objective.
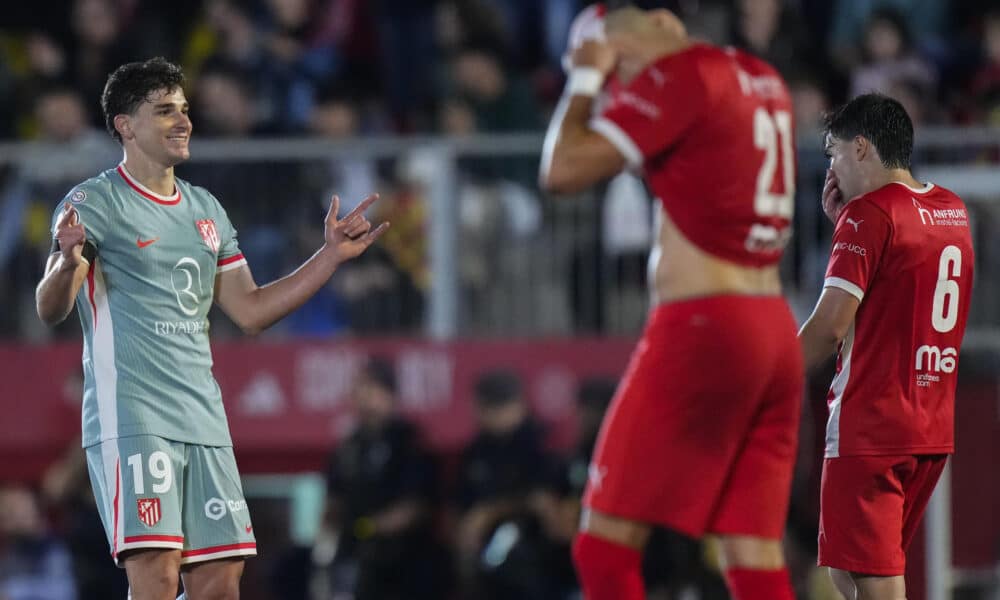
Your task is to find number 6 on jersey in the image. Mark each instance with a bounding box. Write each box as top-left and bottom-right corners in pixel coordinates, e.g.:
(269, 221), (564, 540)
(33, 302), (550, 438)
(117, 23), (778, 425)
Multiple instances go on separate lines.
(931, 245), (962, 333)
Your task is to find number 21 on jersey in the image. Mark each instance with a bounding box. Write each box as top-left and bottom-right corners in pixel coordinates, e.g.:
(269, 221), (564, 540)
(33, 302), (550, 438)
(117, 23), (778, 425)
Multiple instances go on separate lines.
(753, 108), (794, 218)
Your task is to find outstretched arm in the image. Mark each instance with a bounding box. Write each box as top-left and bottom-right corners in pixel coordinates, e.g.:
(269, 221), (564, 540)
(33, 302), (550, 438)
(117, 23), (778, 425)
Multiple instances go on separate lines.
(37, 203), (90, 326)
(214, 194), (388, 335)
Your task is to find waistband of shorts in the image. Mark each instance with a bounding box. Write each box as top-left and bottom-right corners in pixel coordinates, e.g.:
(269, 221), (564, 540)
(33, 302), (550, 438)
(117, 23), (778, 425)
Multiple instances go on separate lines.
(650, 293), (790, 315)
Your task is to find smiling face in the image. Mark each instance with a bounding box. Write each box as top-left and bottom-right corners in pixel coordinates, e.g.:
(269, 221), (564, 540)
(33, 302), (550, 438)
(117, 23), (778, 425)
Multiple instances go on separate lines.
(118, 87), (192, 166)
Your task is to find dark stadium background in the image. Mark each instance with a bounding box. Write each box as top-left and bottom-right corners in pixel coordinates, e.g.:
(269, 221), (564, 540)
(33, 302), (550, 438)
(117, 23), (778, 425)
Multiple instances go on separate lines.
(1, 1), (998, 599)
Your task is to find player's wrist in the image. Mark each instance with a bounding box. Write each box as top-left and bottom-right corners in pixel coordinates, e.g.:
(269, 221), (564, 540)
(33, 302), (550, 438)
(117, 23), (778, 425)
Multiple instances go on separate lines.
(566, 67), (605, 97)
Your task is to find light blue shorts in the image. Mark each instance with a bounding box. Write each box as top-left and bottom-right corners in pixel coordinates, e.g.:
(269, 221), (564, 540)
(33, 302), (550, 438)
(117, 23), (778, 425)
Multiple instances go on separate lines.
(86, 435), (257, 565)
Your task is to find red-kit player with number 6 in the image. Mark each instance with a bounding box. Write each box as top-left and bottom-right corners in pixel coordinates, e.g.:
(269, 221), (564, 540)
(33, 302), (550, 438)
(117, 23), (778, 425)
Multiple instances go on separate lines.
(540, 4), (801, 600)
(799, 93), (974, 600)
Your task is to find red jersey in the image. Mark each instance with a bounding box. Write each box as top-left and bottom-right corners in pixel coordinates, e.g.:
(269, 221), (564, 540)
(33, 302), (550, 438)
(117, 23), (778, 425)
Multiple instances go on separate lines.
(823, 182), (974, 457)
(591, 44), (795, 266)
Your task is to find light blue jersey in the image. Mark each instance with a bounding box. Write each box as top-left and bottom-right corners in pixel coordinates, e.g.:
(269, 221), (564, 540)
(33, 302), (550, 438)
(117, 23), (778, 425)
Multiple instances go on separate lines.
(53, 165), (247, 447)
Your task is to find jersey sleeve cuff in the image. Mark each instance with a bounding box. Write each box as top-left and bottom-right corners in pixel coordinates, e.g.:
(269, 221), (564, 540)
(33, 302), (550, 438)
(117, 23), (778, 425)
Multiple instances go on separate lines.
(824, 276), (865, 301)
(590, 116), (643, 170)
(217, 253), (247, 273)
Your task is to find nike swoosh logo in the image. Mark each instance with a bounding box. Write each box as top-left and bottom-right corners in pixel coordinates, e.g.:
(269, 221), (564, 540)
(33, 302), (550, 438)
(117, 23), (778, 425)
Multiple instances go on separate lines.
(136, 236), (160, 248)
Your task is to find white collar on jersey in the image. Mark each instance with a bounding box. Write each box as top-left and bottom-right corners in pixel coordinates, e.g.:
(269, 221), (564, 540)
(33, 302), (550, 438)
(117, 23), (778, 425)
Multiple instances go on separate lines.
(890, 181), (935, 195)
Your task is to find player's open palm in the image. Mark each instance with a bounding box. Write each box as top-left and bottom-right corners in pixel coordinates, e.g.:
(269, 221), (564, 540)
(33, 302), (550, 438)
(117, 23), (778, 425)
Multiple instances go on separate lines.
(54, 202), (86, 264)
(324, 193), (389, 263)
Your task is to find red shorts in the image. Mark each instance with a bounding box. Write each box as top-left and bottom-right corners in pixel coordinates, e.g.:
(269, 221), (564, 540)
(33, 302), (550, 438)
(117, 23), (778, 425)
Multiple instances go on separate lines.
(582, 295), (803, 539)
(818, 454), (947, 575)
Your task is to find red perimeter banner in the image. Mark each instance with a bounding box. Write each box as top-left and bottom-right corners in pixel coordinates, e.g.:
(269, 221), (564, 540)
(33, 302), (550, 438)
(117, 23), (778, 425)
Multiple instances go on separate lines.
(0, 338), (635, 475)
(1, 339), (998, 576)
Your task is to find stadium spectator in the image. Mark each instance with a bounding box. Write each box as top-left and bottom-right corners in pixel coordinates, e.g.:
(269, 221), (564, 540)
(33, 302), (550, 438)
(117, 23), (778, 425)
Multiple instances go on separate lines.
(454, 369), (561, 600)
(0, 486), (77, 600)
(799, 93), (974, 600)
(36, 56), (387, 600)
(316, 355), (448, 600)
(0, 85), (117, 339)
(828, 0), (951, 69)
(727, 0), (817, 78)
(969, 10), (1000, 124)
(540, 5), (802, 599)
(849, 9), (938, 102)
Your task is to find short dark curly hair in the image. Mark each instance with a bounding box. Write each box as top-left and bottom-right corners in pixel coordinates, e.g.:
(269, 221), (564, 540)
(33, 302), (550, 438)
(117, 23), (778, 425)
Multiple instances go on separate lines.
(101, 57), (185, 143)
(823, 93), (914, 170)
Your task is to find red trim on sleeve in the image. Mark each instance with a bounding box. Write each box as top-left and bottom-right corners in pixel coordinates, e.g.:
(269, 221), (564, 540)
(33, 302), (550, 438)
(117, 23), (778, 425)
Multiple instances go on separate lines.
(217, 253), (245, 267)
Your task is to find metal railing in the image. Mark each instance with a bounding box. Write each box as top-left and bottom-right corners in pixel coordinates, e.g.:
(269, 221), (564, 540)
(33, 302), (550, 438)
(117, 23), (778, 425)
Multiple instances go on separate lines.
(0, 129), (998, 341)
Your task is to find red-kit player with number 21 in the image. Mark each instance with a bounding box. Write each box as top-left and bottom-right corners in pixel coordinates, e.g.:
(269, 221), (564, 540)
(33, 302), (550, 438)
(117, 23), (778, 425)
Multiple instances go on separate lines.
(540, 3), (802, 599)
(799, 93), (974, 600)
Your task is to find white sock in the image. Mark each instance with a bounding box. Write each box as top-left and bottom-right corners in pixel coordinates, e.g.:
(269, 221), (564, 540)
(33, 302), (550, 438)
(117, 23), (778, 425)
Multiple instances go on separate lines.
(176, 595), (186, 600)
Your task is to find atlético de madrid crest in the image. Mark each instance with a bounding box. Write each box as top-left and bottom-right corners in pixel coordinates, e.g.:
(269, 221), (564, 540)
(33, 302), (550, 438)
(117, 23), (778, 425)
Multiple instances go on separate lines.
(137, 498), (162, 527)
(196, 219), (220, 254)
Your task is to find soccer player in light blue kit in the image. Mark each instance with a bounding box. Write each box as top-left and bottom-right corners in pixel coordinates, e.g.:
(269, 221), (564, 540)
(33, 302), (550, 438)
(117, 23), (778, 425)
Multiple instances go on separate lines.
(36, 57), (388, 600)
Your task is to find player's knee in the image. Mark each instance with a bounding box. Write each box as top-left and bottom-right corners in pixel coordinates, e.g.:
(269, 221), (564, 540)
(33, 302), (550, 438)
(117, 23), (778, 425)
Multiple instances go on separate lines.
(718, 534), (784, 570)
(123, 550), (182, 600)
(188, 576), (241, 600)
(183, 562), (243, 600)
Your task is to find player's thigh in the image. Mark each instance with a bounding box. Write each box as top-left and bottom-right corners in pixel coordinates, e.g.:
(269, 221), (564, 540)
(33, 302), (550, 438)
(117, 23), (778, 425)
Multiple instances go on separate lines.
(853, 573), (905, 600)
(180, 445), (257, 566)
(900, 454), (947, 550)
(818, 456), (911, 576)
(709, 324), (802, 539)
(583, 299), (769, 537)
(86, 436), (186, 562)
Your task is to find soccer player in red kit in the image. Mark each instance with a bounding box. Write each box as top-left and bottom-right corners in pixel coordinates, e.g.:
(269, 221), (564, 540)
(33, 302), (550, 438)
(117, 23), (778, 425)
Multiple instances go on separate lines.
(799, 93), (974, 600)
(540, 5), (802, 600)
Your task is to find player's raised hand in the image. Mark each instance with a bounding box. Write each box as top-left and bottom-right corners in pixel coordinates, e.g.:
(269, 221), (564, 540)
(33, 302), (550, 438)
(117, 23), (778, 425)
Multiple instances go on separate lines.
(822, 169), (845, 224)
(572, 40), (617, 77)
(324, 193), (389, 263)
(54, 202), (87, 265)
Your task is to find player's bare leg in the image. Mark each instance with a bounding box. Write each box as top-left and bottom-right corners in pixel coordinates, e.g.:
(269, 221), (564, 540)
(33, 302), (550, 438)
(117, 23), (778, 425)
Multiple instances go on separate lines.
(579, 508), (652, 549)
(829, 567), (856, 598)
(574, 508), (651, 600)
(180, 557), (245, 600)
(123, 549), (182, 600)
(717, 535), (785, 570)
(850, 572), (906, 600)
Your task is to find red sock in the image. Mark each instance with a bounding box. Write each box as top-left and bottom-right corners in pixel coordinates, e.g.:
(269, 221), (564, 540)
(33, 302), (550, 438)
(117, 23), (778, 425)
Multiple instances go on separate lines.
(572, 532), (645, 600)
(724, 567), (795, 600)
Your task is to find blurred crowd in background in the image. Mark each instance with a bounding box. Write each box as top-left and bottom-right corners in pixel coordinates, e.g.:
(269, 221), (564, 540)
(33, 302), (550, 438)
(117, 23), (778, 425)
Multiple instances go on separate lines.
(0, 2), (998, 598)
(1, 0), (1000, 340)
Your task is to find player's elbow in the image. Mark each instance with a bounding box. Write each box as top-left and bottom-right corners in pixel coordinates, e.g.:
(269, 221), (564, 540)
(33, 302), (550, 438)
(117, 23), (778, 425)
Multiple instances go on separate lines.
(35, 292), (68, 327)
(36, 305), (67, 327)
(540, 160), (587, 195)
(237, 318), (264, 337)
